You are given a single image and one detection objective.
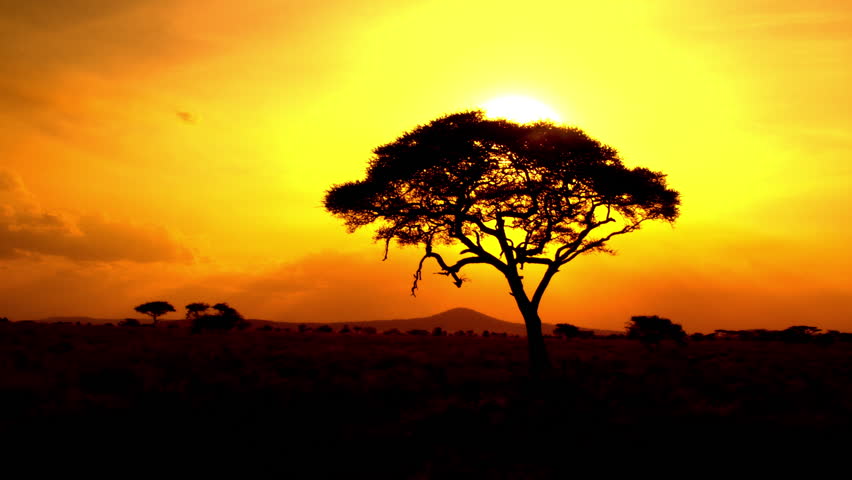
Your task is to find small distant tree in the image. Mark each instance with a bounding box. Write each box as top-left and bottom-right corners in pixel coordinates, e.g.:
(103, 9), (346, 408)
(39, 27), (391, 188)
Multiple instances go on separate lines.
(314, 325), (333, 333)
(134, 301), (175, 327)
(553, 323), (581, 339)
(361, 326), (377, 335)
(1, 317), (10, 323)
(383, 328), (402, 335)
(191, 302), (249, 332)
(340, 324), (352, 334)
(626, 315), (686, 347)
(185, 302), (210, 320)
(432, 327), (445, 336)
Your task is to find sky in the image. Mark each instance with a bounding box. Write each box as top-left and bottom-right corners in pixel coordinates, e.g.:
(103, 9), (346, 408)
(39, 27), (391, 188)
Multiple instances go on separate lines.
(1, 0), (850, 332)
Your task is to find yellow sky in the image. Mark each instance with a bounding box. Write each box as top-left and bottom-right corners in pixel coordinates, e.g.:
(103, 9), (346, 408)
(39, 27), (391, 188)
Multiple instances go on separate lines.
(1, 0), (850, 331)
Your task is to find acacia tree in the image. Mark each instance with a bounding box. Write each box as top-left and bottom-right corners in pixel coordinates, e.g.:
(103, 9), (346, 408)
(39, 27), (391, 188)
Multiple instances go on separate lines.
(185, 302), (210, 320)
(324, 111), (680, 373)
(134, 301), (175, 326)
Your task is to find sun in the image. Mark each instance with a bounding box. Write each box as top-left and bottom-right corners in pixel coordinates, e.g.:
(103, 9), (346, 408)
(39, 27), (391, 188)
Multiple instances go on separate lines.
(482, 95), (562, 124)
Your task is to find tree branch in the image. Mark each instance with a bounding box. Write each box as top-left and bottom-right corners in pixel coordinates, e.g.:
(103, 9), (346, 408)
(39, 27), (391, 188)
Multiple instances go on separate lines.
(410, 246), (493, 296)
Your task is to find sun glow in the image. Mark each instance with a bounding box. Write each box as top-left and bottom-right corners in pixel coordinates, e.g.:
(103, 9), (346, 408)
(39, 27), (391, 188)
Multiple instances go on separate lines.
(482, 95), (563, 124)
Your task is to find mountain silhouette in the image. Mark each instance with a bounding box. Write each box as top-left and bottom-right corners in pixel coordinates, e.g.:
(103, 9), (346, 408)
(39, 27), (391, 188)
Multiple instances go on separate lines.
(269, 307), (616, 336)
(21, 308), (617, 336)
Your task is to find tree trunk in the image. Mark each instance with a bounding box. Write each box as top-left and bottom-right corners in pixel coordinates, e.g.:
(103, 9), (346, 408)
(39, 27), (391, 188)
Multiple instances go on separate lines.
(519, 302), (552, 375)
(507, 276), (552, 375)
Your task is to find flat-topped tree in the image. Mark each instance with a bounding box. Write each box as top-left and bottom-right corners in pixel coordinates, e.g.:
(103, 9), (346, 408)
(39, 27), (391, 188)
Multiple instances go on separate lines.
(134, 301), (175, 326)
(324, 111), (680, 373)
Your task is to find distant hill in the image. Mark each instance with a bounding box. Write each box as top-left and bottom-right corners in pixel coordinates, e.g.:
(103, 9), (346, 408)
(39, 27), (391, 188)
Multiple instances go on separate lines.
(262, 307), (618, 336)
(20, 308), (620, 336)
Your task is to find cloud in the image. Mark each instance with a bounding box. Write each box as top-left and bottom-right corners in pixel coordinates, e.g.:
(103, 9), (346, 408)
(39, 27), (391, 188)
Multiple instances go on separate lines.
(0, 169), (192, 263)
(176, 111), (196, 124)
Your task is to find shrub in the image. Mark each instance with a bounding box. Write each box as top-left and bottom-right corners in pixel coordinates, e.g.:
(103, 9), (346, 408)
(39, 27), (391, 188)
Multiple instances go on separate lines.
(626, 315), (686, 347)
(554, 323), (581, 339)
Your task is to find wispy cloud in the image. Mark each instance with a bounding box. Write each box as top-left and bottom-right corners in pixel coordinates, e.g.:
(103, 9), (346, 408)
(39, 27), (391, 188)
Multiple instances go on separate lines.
(0, 169), (193, 263)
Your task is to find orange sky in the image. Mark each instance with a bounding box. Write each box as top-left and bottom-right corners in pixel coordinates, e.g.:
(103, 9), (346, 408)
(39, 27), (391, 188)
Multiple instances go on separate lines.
(1, 0), (850, 332)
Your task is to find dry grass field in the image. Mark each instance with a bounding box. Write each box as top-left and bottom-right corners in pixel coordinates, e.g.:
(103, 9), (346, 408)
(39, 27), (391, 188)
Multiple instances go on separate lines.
(2, 322), (850, 476)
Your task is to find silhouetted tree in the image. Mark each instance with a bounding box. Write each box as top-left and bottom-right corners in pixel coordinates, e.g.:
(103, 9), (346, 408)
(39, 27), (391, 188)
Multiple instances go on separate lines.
(185, 302), (210, 320)
(325, 111), (680, 374)
(361, 326), (377, 335)
(0, 317), (9, 323)
(626, 315), (686, 347)
(191, 302), (249, 332)
(553, 323), (581, 339)
(315, 325), (333, 333)
(432, 327), (445, 336)
(781, 325), (820, 343)
(134, 301), (175, 326)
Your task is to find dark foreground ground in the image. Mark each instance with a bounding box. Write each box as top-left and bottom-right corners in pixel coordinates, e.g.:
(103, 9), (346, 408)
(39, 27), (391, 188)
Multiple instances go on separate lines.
(2, 322), (851, 476)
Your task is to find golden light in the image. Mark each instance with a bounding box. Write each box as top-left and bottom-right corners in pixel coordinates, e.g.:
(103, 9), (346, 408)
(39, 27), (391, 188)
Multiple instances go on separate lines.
(482, 95), (563, 124)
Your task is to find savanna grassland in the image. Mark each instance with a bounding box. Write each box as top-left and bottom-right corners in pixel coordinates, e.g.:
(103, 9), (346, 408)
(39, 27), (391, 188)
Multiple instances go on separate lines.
(2, 322), (851, 476)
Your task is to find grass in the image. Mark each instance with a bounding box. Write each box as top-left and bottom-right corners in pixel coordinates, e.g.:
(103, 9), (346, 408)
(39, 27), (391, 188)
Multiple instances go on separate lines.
(2, 322), (850, 476)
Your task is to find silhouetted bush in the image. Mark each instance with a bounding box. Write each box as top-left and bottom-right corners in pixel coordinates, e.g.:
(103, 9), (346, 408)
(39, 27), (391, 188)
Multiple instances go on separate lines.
(690, 333), (706, 341)
(407, 329), (429, 336)
(191, 303), (249, 333)
(340, 324), (351, 334)
(314, 325), (333, 333)
(118, 318), (141, 327)
(298, 324), (311, 333)
(0, 317), (9, 323)
(781, 325), (820, 344)
(432, 327), (445, 336)
(259, 325), (273, 332)
(383, 328), (401, 335)
(626, 315), (686, 347)
(554, 323), (583, 339)
(361, 327), (377, 335)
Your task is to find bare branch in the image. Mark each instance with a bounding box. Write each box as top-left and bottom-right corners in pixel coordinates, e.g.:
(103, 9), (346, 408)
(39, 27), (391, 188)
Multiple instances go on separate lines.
(410, 245), (493, 296)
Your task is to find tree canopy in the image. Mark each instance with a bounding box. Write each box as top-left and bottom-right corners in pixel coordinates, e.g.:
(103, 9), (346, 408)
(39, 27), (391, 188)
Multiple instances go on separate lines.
(325, 111), (680, 372)
(133, 301), (175, 326)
